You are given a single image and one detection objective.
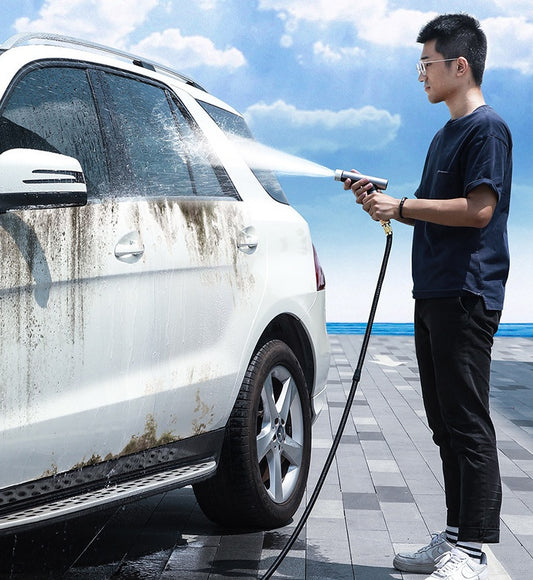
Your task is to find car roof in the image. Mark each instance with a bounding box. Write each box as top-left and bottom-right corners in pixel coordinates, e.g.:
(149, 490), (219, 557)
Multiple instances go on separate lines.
(1, 32), (245, 122)
(1, 32), (208, 91)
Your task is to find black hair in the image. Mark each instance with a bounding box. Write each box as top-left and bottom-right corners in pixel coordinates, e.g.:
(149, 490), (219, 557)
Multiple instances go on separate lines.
(417, 13), (487, 85)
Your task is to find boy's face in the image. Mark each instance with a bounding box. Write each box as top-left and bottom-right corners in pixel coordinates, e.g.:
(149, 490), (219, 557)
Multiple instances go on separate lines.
(418, 39), (460, 105)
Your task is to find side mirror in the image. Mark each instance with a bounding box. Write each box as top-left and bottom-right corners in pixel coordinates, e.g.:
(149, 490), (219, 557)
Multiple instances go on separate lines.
(0, 148), (88, 213)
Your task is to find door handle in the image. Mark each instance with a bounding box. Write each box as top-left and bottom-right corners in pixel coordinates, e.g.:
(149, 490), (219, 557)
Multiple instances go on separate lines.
(237, 226), (258, 254)
(115, 231), (145, 263)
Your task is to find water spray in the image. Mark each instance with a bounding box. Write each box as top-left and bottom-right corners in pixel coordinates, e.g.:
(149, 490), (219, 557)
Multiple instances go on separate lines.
(231, 137), (390, 193)
(261, 169), (393, 579)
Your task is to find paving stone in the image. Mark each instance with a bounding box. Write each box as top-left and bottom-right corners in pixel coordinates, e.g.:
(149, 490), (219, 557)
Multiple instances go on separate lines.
(7, 335), (533, 579)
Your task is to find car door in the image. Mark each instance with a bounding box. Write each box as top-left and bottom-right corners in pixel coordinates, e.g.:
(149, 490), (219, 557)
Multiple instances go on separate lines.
(91, 68), (267, 447)
(0, 60), (262, 489)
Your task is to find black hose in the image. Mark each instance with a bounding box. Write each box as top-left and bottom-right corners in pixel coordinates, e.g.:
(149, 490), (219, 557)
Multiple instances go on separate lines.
(261, 226), (393, 579)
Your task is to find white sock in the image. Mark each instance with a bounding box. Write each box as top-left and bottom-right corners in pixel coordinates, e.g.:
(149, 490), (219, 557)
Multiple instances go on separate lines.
(445, 526), (458, 544)
(456, 541), (483, 563)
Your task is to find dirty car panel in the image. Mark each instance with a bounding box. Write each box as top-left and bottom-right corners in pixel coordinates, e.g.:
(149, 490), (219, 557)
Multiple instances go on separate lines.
(0, 33), (329, 532)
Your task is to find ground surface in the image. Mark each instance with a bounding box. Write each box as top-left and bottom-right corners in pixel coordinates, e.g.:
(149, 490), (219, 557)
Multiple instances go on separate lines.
(2, 334), (533, 579)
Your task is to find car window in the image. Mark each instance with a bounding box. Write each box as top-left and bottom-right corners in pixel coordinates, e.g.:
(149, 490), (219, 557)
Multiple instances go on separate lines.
(0, 65), (110, 198)
(198, 100), (288, 204)
(98, 73), (237, 199)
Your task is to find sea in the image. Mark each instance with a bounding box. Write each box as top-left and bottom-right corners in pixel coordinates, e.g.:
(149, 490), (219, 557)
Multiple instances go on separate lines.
(327, 323), (533, 337)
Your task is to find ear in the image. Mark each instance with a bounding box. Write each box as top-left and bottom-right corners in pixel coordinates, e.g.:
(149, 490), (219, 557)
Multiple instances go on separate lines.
(456, 56), (469, 76)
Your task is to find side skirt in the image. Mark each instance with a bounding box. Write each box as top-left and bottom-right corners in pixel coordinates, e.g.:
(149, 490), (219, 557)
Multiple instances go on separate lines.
(0, 428), (224, 534)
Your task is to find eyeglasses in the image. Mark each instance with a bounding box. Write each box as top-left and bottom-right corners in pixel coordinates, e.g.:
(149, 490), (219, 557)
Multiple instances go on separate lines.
(417, 58), (458, 76)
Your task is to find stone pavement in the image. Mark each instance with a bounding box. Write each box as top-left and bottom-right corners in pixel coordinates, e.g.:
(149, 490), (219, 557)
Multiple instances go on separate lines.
(2, 334), (533, 579)
(258, 333), (533, 580)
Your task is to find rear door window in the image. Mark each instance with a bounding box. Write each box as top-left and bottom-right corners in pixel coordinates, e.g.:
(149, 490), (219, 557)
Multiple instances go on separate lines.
(96, 73), (238, 199)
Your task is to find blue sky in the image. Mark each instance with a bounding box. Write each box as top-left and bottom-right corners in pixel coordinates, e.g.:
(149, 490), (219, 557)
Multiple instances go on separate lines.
(1, 0), (531, 322)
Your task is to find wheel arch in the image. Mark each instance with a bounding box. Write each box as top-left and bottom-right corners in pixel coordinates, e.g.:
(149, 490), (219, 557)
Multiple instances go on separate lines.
(254, 314), (315, 399)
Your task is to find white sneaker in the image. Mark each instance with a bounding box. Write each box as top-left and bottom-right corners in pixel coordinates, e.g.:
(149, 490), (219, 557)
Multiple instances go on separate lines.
(425, 547), (488, 579)
(393, 531), (454, 573)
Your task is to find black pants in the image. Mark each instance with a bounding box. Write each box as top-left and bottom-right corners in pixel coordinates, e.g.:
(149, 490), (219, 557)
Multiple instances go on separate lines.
(414, 295), (501, 543)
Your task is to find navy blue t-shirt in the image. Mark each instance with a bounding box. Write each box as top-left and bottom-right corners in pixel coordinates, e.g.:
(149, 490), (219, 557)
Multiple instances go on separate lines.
(412, 105), (512, 310)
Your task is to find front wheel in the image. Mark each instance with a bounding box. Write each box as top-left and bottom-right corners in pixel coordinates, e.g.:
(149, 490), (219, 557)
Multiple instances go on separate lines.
(193, 339), (312, 529)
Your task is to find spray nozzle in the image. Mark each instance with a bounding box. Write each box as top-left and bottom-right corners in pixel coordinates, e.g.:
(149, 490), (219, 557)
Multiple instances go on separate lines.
(334, 169), (388, 191)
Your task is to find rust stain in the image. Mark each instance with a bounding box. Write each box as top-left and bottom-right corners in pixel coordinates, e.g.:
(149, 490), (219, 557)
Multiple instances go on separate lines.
(40, 463), (58, 478)
(120, 414), (176, 456)
(71, 453), (102, 470)
(63, 414), (178, 473)
(178, 200), (218, 257)
(192, 390), (214, 435)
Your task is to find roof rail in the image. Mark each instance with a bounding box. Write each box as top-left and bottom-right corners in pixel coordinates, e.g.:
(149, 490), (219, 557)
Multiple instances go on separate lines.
(0, 32), (207, 92)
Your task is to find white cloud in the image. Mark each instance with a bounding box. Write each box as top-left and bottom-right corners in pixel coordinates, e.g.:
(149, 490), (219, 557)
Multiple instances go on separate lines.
(491, 0), (533, 18)
(197, 0), (218, 9)
(313, 41), (342, 64)
(260, 1), (533, 74)
(13, 0), (245, 71)
(313, 41), (365, 64)
(259, 0), (433, 48)
(357, 9), (438, 47)
(244, 99), (401, 154)
(280, 34), (293, 48)
(259, 0), (381, 23)
(130, 29), (246, 70)
(483, 16), (533, 74)
(15, 0), (159, 48)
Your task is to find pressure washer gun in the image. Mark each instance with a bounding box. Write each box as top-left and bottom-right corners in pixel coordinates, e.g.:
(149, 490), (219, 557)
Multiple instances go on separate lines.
(334, 169), (392, 235)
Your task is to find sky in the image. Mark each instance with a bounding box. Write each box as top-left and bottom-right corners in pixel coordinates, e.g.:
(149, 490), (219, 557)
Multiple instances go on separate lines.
(0, 0), (531, 323)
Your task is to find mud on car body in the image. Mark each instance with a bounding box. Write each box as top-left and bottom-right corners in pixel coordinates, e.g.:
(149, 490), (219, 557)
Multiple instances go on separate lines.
(0, 33), (329, 532)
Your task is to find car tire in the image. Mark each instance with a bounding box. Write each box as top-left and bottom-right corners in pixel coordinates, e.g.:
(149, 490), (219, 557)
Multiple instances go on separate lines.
(193, 339), (312, 529)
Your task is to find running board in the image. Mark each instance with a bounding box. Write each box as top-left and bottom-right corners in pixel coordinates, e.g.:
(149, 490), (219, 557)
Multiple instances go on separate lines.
(0, 460), (216, 534)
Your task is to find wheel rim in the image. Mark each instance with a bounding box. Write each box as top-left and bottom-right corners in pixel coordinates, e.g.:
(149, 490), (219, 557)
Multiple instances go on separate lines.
(256, 364), (305, 503)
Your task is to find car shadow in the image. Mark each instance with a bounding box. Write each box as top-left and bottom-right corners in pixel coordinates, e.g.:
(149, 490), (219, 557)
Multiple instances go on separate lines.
(0, 487), (265, 579)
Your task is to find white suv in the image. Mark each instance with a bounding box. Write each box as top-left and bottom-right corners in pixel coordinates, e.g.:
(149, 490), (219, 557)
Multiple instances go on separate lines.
(0, 33), (329, 533)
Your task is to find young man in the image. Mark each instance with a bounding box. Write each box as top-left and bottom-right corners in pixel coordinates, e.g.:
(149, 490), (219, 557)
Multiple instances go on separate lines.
(345, 13), (512, 580)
